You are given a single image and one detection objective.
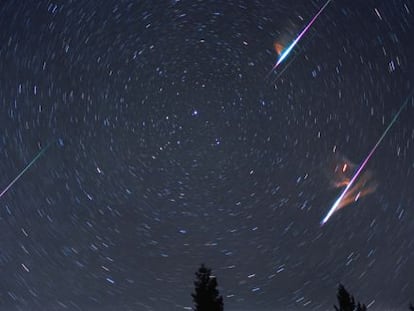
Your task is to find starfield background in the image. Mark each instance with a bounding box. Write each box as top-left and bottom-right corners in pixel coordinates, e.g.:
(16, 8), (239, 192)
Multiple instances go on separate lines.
(0, 0), (413, 310)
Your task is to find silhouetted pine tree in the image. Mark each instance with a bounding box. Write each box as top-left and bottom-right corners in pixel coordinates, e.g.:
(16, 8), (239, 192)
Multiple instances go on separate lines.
(334, 284), (366, 311)
(356, 302), (367, 311)
(192, 264), (224, 311)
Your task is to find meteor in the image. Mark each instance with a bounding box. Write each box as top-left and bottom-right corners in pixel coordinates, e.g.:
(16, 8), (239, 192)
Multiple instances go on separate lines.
(267, 0), (333, 77)
(320, 90), (414, 225)
(0, 143), (51, 199)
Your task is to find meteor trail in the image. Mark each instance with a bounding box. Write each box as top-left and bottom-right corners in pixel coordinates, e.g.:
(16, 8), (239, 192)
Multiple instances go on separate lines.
(267, 0), (332, 77)
(321, 90), (414, 225)
(0, 143), (51, 199)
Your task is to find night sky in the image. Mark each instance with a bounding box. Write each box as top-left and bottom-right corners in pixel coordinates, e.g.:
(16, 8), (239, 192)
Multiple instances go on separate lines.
(0, 0), (414, 310)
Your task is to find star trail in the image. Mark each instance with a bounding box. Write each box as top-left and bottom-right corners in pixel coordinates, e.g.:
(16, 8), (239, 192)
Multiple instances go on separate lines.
(0, 1), (413, 310)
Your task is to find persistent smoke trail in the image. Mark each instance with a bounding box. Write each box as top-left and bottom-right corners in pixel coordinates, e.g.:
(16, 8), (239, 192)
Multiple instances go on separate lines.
(0, 143), (51, 198)
(321, 89), (414, 225)
(268, 0), (333, 77)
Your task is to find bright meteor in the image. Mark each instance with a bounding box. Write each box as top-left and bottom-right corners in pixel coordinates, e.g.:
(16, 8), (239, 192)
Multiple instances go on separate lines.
(0, 143), (51, 199)
(268, 0), (333, 77)
(321, 90), (414, 225)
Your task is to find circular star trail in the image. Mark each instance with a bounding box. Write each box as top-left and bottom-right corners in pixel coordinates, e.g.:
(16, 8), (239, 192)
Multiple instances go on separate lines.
(0, 0), (413, 310)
